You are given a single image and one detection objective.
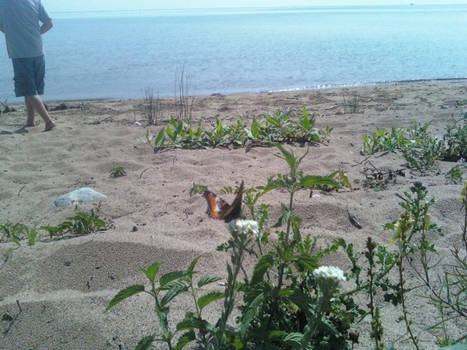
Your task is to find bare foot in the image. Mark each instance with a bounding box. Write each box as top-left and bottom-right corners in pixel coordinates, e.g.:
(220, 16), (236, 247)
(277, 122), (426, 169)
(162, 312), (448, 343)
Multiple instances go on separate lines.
(44, 121), (56, 131)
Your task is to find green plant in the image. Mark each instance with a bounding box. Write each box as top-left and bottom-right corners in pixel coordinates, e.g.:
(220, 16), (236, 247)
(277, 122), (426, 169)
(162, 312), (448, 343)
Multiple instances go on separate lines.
(442, 115), (467, 162)
(41, 208), (107, 237)
(148, 108), (332, 151)
(445, 164), (465, 184)
(110, 165), (127, 178)
(402, 134), (443, 171)
(0, 222), (37, 246)
(416, 182), (466, 346)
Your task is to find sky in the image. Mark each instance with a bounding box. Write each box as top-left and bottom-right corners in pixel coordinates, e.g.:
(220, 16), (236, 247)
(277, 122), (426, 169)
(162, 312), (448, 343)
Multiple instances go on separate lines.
(44, 0), (467, 12)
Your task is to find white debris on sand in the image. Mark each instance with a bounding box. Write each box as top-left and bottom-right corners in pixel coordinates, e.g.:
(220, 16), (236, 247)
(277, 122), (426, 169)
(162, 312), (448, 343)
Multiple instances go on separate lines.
(53, 187), (107, 208)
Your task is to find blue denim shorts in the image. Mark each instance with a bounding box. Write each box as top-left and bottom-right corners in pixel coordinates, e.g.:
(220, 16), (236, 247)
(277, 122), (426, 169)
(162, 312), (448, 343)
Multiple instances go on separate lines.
(12, 55), (45, 97)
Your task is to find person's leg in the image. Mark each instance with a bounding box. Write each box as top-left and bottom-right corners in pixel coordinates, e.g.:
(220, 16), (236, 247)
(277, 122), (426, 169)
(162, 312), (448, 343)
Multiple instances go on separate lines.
(25, 95), (55, 131)
(25, 96), (35, 127)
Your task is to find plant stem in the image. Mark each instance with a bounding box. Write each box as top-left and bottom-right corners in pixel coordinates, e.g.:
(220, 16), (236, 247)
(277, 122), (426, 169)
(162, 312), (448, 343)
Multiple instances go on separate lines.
(398, 246), (419, 350)
(277, 189), (295, 291)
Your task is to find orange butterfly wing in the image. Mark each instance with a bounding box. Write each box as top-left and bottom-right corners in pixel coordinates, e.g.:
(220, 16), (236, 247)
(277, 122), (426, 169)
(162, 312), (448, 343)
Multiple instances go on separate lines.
(203, 181), (244, 222)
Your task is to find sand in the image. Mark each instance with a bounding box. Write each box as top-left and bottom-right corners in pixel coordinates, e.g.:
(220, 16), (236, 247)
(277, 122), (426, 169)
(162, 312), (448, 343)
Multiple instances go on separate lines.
(0, 80), (466, 349)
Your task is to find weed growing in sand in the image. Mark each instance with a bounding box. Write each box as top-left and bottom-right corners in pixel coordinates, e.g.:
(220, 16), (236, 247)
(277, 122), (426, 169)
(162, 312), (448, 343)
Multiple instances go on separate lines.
(148, 107), (332, 151)
(362, 120), (466, 172)
(445, 164), (465, 184)
(41, 209), (106, 238)
(443, 114), (467, 162)
(174, 64), (196, 122)
(0, 222), (37, 246)
(144, 88), (163, 126)
(110, 165), (127, 178)
(413, 182), (467, 347)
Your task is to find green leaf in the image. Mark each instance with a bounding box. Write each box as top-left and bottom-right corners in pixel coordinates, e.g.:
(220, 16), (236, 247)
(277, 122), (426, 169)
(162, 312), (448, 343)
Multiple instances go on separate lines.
(176, 312), (209, 331)
(300, 175), (339, 189)
(240, 293), (264, 337)
(154, 301), (170, 337)
(284, 332), (304, 345)
(190, 183), (208, 196)
(275, 144), (296, 171)
(197, 275), (222, 288)
(166, 125), (175, 139)
(251, 118), (260, 139)
(268, 330), (287, 341)
(197, 291), (225, 310)
(251, 254), (274, 284)
(135, 335), (155, 350)
(301, 107), (311, 130)
(143, 262), (161, 283)
(106, 285), (145, 311)
(28, 230), (37, 246)
(154, 128), (165, 147)
(186, 256), (200, 275)
(273, 204), (291, 228)
(160, 280), (189, 306)
(175, 331), (196, 350)
(160, 270), (186, 287)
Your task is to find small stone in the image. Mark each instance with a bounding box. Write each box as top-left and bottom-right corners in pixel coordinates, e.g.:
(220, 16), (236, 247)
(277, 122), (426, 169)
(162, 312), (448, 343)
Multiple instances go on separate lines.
(64, 261), (72, 267)
(131, 226), (138, 232)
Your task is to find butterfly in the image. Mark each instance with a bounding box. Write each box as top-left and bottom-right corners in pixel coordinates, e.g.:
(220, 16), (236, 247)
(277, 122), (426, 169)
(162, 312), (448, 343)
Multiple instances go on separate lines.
(203, 181), (244, 222)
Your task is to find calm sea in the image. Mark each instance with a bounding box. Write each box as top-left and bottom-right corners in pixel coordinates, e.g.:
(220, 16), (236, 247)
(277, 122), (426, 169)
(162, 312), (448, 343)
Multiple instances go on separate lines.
(1, 5), (467, 102)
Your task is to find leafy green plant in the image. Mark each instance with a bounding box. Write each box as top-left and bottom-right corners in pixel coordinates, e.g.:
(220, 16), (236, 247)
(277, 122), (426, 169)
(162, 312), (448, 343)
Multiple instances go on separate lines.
(402, 134), (443, 171)
(442, 115), (467, 162)
(41, 209), (107, 238)
(110, 165), (127, 178)
(148, 108), (332, 151)
(361, 121), (466, 172)
(0, 222), (37, 246)
(445, 164), (465, 184)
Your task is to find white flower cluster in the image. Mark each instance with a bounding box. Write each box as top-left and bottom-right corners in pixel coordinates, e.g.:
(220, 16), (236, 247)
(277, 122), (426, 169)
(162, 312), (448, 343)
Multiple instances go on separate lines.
(229, 219), (259, 236)
(313, 266), (346, 282)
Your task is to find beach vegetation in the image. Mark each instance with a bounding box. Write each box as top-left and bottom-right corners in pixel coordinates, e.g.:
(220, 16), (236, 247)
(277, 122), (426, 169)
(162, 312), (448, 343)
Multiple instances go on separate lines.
(107, 145), (467, 349)
(445, 164), (465, 184)
(148, 107), (332, 151)
(110, 165), (127, 178)
(442, 114), (467, 162)
(174, 64), (196, 122)
(0, 222), (37, 246)
(41, 208), (107, 238)
(362, 118), (467, 171)
(144, 88), (163, 126)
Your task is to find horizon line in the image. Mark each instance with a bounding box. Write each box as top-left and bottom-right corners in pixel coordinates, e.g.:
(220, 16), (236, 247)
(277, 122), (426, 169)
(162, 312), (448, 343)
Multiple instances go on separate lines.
(49, 3), (467, 14)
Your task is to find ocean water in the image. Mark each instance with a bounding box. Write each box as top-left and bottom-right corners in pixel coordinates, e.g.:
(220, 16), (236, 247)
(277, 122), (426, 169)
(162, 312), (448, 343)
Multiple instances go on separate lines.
(1, 5), (466, 102)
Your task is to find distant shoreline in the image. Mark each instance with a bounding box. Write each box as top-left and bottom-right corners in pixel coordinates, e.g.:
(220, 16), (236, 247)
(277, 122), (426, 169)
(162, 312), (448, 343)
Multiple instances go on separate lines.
(15, 77), (462, 104)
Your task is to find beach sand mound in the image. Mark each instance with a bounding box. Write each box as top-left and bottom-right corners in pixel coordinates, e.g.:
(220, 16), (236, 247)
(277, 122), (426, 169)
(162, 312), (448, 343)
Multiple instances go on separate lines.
(1, 80), (466, 349)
